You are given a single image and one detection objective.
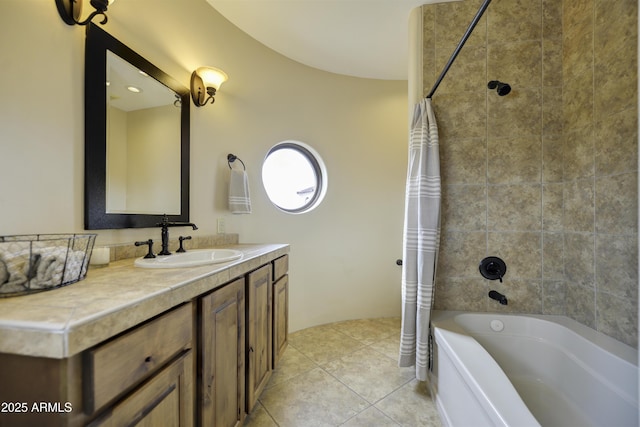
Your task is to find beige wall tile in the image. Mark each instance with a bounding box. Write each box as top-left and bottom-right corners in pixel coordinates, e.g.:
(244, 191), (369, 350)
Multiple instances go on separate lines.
(566, 281), (596, 328)
(423, 0), (637, 347)
(543, 280), (566, 314)
(564, 232), (595, 287)
(437, 231), (487, 278)
(543, 232), (564, 279)
(597, 292), (639, 347)
(488, 136), (542, 184)
(435, 45), (486, 95)
(487, 184), (542, 231)
(434, 92), (486, 139)
(563, 0), (593, 34)
(487, 87), (542, 138)
(485, 279), (542, 313)
(542, 135), (563, 182)
(543, 183), (564, 231)
(595, 172), (638, 235)
(487, 0), (542, 42)
(434, 277), (488, 311)
(563, 178), (595, 232)
(488, 41), (542, 89)
(595, 108), (638, 175)
(596, 233), (639, 299)
(487, 232), (542, 278)
(441, 185), (487, 231)
(542, 0), (563, 39)
(542, 87), (563, 136)
(440, 137), (486, 185)
(435, 0), (487, 48)
(563, 125), (595, 180)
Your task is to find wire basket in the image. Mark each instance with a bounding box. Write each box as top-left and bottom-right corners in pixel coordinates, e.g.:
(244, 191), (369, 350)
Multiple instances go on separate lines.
(0, 234), (96, 297)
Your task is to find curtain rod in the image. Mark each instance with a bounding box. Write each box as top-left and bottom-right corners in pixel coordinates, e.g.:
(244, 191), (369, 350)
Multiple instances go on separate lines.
(425, 0), (492, 99)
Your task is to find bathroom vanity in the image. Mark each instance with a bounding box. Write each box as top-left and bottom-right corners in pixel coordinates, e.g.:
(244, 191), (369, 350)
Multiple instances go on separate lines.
(0, 243), (289, 427)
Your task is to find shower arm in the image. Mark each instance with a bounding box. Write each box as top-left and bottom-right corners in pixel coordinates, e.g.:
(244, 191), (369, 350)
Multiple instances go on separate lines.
(425, 0), (493, 99)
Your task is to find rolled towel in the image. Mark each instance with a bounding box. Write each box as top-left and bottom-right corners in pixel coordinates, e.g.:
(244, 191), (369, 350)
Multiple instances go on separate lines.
(33, 248), (66, 289)
(32, 248), (85, 289)
(229, 169), (252, 214)
(0, 259), (8, 284)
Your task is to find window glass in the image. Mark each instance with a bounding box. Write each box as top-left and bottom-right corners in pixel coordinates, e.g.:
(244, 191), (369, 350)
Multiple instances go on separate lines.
(262, 141), (327, 213)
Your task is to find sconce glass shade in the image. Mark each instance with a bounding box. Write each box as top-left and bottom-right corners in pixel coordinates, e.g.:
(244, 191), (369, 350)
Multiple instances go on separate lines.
(191, 67), (228, 107)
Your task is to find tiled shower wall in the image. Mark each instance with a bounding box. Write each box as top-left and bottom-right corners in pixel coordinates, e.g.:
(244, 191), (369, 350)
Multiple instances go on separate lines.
(424, 0), (638, 347)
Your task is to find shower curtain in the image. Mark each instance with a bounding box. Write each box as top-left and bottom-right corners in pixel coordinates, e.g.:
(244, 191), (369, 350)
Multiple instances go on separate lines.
(399, 98), (441, 381)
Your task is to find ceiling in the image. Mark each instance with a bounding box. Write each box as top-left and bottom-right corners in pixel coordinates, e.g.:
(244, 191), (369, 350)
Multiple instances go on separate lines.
(206, 0), (433, 81)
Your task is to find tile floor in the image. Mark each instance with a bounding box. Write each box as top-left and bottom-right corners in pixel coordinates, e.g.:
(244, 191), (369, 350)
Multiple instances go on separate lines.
(244, 317), (443, 427)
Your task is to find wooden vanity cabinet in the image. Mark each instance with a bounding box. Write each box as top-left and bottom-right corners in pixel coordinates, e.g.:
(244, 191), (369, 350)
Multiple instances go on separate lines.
(0, 303), (195, 427)
(245, 264), (273, 412)
(272, 255), (289, 367)
(88, 350), (194, 427)
(198, 278), (245, 427)
(0, 249), (289, 427)
(85, 302), (195, 427)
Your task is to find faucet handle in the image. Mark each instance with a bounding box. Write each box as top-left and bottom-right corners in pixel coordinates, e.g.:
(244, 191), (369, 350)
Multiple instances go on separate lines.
(134, 239), (156, 259)
(177, 236), (191, 253)
(479, 256), (507, 282)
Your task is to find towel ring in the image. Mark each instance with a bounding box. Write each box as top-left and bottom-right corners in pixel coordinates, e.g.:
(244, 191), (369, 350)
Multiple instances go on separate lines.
(227, 153), (246, 170)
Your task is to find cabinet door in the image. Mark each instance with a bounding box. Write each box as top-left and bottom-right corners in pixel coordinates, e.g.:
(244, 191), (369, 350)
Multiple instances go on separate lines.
(200, 278), (245, 427)
(246, 265), (272, 412)
(272, 274), (289, 368)
(90, 350), (194, 427)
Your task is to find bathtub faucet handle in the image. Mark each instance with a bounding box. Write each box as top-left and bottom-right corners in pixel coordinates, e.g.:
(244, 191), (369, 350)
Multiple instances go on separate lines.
(479, 257), (507, 283)
(487, 262), (503, 282)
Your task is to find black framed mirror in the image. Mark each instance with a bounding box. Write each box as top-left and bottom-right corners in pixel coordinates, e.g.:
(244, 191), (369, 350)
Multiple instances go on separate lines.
(84, 24), (190, 229)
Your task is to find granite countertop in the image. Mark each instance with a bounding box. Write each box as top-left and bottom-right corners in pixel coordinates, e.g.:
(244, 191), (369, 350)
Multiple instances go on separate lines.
(0, 243), (289, 359)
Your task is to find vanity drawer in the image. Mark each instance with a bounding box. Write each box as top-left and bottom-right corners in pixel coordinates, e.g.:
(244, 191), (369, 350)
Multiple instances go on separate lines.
(84, 302), (193, 414)
(272, 254), (288, 281)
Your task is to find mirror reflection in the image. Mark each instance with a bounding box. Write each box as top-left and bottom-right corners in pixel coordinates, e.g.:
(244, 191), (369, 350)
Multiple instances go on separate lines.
(105, 51), (181, 215)
(84, 23), (190, 229)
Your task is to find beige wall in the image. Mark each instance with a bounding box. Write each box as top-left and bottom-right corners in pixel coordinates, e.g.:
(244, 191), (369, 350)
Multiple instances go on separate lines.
(0, 0), (408, 332)
(424, 0), (638, 347)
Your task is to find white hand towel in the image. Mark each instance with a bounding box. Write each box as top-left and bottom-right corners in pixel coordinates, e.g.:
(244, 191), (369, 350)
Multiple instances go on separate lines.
(229, 169), (252, 214)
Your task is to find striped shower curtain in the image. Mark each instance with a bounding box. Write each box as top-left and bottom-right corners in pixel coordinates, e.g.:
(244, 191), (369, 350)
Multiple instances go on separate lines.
(399, 98), (441, 381)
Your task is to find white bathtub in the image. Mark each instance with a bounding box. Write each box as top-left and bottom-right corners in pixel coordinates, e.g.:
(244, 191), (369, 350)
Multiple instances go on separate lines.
(429, 310), (638, 427)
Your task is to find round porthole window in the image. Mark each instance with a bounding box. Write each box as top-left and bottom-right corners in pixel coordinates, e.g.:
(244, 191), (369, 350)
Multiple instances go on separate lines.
(261, 141), (328, 214)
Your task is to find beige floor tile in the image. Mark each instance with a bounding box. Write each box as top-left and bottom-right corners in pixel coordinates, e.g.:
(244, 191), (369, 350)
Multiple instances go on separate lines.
(259, 367), (369, 427)
(330, 318), (401, 345)
(340, 406), (400, 426)
(266, 346), (318, 389)
(244, 402), (278, 427)
(374, 379), (442, 427)
(373, 317), (402, 330)
(369, 333), (402, 360)
(289, 327), (365, 364)
(250, 318), (443, 427)
(323, 348), (415, 403)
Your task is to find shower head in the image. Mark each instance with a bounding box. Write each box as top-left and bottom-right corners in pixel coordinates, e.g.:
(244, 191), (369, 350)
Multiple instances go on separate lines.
(488, 80), (511, 96)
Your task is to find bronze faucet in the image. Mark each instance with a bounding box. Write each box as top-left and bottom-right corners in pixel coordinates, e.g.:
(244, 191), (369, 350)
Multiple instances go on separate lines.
(156, 214), (198, 255)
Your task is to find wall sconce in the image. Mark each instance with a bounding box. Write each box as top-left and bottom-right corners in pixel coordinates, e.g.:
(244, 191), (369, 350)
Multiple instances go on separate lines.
(55, 0), (114, 26)
(191, 67), (228, 107)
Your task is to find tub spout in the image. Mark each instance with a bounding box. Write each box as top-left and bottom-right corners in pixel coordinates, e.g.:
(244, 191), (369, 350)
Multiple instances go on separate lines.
(489, 290), (508, 305)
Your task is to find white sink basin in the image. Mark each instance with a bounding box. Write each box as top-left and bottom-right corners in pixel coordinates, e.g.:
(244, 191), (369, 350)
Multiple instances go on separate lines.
(134, 249), (243, 269)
